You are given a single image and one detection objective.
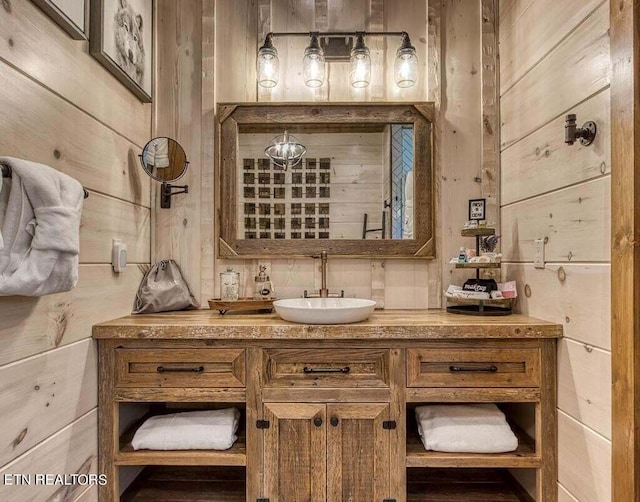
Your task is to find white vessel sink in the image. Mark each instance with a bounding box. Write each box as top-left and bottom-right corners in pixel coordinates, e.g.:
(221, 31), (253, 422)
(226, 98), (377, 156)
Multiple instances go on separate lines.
(273, 298), (377, 324)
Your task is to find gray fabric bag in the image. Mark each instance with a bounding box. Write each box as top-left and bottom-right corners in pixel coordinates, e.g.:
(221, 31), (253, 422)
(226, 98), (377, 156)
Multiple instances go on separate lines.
(133, 259), (199, 314)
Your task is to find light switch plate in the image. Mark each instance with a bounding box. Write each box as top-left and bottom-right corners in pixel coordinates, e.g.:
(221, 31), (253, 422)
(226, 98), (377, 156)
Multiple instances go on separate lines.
(534, 238), (545, 269)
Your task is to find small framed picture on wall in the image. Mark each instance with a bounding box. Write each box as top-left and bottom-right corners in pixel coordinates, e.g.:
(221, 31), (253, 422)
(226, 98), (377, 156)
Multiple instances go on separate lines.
(468, 198), (486, 221)
(90, 0), (153, 102)
(31, 0), (88, 40)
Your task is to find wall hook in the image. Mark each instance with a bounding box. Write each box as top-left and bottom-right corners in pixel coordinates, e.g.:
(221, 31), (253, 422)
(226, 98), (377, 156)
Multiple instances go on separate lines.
(565, 114), (596, 146)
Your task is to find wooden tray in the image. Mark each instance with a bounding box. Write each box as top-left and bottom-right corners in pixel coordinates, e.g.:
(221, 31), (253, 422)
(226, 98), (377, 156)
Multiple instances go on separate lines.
(208, 298), (274, 315)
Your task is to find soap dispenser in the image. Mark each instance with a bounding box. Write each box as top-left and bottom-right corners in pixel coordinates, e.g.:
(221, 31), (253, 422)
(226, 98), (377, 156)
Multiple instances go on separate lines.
(254, 265), (274, 300)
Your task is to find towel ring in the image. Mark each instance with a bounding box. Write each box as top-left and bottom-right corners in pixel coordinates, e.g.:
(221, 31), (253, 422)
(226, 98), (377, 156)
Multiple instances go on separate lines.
(0, 162), (89, 199)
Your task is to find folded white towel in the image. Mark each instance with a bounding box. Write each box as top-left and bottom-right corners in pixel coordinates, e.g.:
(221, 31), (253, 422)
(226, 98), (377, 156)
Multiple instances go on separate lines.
(415, 404), (518, 453)
(131, 408), (240, 451)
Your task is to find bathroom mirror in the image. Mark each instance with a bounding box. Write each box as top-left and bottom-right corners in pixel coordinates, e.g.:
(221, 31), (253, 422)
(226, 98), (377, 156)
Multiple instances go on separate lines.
(139, 137), (189, 182)
(217, 103), (434, 258)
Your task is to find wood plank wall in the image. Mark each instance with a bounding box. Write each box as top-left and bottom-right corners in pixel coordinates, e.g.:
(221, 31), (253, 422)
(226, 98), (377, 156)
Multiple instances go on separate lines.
(0, 0), (151, 500)
(499, 0), (611, 500)
(155, 0), (488, 309)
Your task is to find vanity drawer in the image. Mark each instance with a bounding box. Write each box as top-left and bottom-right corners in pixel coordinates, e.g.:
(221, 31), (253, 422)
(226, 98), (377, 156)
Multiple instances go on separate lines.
(115, 348), (245, 388)
(263, 348), (389, 388)
(406, 348), (540, 388)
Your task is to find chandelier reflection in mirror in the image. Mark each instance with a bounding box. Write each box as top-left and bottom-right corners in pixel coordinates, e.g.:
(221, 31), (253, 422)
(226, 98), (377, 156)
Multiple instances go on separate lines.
(257, 31), (418, 89)
(264, 130), (307, 170)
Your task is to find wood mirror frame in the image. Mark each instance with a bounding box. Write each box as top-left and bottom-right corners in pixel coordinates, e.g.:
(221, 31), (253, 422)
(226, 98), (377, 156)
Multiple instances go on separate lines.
(217, 102), (435, 258)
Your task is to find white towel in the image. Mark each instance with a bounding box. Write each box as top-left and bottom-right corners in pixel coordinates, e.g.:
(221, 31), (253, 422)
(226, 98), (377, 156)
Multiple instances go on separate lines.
(144, 138), (170, 169)
(0, 157), (84, 296)
(415, 404), (518, 453)
(131, 408), (240, 451)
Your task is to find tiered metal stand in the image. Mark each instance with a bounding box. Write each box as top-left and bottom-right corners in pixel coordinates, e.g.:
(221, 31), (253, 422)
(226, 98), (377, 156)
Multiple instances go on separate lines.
(446, 227), (513, 316)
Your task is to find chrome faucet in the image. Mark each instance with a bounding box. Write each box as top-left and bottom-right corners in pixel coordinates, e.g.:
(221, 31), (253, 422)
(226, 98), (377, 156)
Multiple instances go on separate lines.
(304, 251), (344, 298)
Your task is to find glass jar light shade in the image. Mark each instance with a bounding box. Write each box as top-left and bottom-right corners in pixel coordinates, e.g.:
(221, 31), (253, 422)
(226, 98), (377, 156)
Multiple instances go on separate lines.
(350, 33), (371, 88)
(303, 49), (325, 88)
(303, 34), (325, 88)
(257, 46), (279, 88)
(394, 47), (418, 88)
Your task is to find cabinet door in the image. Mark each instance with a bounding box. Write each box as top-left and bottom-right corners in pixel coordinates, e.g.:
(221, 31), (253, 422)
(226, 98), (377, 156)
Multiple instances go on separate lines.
(326, 403), (390, 502)
(263, 403), (327, 502)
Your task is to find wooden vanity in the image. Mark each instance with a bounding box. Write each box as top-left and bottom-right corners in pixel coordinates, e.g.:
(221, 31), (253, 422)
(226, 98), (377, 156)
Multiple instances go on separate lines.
(93, 310), (562, 502)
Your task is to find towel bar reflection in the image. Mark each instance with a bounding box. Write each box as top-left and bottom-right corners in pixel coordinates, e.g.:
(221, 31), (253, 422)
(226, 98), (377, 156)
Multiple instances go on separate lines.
(1, 163), (89, 199)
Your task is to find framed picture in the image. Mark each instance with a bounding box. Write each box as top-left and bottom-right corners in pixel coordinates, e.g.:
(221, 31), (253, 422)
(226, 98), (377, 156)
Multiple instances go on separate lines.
(31, 0), (88, 40)
(468, 198), (486, 221)
(90, 0), (153, 102)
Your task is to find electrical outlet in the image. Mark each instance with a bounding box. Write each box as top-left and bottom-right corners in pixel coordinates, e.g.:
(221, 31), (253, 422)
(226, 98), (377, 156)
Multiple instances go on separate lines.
(534, 239), (545, 269)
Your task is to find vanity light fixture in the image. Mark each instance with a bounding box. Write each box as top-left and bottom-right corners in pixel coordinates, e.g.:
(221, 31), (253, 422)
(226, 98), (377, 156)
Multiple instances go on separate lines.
(256, 31), (418, 89)
(264, 130), (306, 170)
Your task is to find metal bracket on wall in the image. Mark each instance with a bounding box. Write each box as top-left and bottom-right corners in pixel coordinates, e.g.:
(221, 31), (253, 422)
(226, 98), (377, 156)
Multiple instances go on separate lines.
(160, 182), (189, 209)
(565, 113), (597, 146)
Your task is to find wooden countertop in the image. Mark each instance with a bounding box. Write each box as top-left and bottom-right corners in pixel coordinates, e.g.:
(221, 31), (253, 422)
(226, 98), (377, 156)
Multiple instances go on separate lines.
(92, 310), (562, 340)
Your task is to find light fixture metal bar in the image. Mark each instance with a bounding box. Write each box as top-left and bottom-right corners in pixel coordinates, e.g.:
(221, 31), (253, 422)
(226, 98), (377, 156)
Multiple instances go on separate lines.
(267, 31), (407, 38)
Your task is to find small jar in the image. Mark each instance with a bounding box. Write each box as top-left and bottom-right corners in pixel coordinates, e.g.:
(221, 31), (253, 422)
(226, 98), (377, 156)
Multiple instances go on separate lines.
(254, 265), (273, 300)
(220, 268), (240, 301)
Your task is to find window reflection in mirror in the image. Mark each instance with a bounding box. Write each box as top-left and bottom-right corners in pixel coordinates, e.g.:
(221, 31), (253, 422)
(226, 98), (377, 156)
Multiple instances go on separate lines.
(237, 124), (414, 241)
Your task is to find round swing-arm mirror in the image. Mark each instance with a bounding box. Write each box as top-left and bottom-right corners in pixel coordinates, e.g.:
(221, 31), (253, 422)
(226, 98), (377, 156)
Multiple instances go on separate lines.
(139, 137), (189, 182)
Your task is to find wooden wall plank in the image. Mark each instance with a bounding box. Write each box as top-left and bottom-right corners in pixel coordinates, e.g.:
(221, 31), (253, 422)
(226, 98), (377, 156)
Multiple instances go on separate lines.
(201, 0), (216, 301)
(499, 0), (604, 92)
(215, 0), (257, 102)
(0, 62), (150, 207)
(557, 411), (611, 502)
(500, 2), (610, 149)
(384, 260), (428, 309)
(75, 485), (98, 502)
(558, 484), (580, 502)
(497, 0), (534, 38)
(81, 194), (150, 264)
(0, 265), (143, 366)
(503, 263), (610, 350)
(501, 89), (611, 206)
(0, 409), (97, 501)
(440, 0), (483, 290)
(426, 0), (442, 308)
(154, 0), (203, 300)
(610, 0), (640, 498)
(481, 0), (500, 227)
(501, 177), (611, 263)
(558, 339), (611, 439)
(0, 0), (151, 147)
(0, 340), (97, 467)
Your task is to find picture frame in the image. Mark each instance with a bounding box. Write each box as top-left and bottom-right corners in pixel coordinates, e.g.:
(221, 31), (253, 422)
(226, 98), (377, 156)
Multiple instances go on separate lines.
(31, 0), (88, 40)
(468, 198), (486, 221)
(90, 0), (153, 103)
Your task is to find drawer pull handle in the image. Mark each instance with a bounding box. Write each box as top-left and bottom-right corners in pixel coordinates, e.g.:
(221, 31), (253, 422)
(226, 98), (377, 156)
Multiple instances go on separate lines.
(449, 365), (498, 373)
(314, 417), (323, 427)
(330, 416), (339, 427)
(303, 366), (350, 374)
(156, 365), (205, 373)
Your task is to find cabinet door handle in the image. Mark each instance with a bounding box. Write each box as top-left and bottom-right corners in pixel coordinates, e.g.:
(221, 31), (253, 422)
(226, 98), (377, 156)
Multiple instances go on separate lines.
(157, 365), (205, 373)
(303, 366), (350, 374)
(449, 365), (498, 373)
(314, 417), (323, 427)
(330, 416), (339, 427)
